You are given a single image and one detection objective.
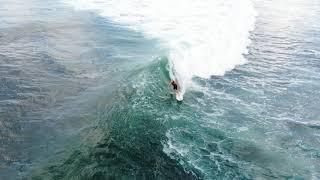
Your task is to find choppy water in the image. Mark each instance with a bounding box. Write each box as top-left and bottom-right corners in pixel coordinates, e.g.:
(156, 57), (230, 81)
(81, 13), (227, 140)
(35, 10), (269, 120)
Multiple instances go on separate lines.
(1, 0), (320, 179)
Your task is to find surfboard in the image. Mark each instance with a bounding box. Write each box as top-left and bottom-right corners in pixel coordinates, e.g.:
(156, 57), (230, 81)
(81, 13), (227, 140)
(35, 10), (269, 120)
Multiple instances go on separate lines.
(175, 91), (183, 101)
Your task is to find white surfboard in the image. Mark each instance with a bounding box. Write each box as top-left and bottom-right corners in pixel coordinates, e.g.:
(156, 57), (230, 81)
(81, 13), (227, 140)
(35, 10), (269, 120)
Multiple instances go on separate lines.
(175, 91), (183, 101)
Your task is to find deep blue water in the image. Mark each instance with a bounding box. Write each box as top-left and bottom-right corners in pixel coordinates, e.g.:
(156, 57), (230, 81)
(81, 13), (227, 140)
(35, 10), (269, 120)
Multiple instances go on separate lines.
(1, 0), (320, 179)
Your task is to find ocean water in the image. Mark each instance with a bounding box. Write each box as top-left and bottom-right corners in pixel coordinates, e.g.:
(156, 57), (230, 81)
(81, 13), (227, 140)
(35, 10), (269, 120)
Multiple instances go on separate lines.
(0, 0), (320, 179)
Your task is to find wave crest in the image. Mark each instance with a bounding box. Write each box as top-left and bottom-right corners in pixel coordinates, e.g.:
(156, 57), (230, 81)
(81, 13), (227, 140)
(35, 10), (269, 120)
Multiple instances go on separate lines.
(67, 0), (256, 92)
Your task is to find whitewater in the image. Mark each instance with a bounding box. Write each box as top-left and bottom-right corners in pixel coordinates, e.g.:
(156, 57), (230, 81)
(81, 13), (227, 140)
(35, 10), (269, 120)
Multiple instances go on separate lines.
(67, 0), (257, 93)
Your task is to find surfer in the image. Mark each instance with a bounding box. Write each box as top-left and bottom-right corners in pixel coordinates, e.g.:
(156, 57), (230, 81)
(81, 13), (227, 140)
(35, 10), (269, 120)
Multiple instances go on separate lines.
(170, 80), (178, 91)
(170, 79), (183, 101)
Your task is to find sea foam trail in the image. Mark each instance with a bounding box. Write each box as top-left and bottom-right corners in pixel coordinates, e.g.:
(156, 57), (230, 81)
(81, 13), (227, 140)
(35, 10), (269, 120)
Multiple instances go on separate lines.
(66, 0), (256, 93)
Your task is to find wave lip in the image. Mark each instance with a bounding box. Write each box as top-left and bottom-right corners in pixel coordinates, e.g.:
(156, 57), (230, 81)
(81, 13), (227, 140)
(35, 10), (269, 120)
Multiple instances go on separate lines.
(66, 0), (257, 92)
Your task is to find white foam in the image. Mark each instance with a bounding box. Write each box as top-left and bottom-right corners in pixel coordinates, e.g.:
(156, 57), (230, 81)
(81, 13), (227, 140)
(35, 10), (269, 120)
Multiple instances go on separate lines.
(66, 0), (256, 93)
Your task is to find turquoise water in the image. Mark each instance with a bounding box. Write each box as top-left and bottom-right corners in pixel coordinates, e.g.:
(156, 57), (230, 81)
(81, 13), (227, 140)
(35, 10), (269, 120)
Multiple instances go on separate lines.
(1, 0), (320, 179)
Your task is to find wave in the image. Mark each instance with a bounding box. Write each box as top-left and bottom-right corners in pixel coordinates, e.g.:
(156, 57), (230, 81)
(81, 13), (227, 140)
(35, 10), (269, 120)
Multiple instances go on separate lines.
(66, 0), (256, 94)
(30, 57), (202, 179)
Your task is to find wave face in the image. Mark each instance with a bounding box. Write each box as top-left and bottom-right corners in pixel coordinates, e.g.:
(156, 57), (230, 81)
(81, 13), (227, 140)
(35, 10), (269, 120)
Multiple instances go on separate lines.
(66, 0), (256, 92)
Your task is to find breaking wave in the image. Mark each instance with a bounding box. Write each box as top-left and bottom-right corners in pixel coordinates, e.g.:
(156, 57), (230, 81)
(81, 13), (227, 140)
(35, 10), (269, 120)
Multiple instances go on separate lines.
(66, 0), (256, 93)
